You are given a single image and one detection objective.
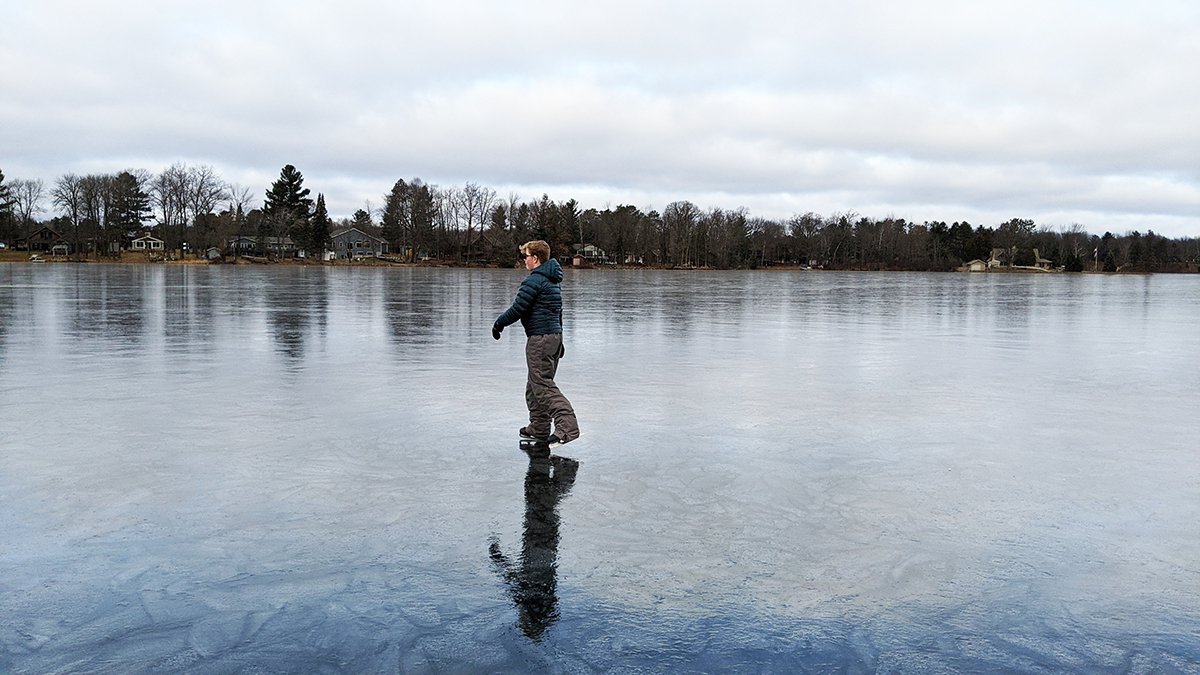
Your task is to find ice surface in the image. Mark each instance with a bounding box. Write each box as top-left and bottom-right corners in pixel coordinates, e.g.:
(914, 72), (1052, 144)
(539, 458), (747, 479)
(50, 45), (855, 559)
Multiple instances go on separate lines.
(1, 264), (1198, 673)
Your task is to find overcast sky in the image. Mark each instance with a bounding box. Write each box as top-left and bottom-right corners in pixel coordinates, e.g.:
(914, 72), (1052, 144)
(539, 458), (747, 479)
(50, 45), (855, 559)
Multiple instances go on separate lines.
(2, 0), (1197, 236)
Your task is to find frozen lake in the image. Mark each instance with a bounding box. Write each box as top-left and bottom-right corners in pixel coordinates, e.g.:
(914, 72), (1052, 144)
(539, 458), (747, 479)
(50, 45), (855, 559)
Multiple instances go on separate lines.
(1, 264), (1198, 674)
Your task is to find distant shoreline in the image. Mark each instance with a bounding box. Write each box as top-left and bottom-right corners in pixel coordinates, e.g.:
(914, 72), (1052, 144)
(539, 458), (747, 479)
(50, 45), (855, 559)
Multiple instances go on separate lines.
(4, 253), (1191, 274)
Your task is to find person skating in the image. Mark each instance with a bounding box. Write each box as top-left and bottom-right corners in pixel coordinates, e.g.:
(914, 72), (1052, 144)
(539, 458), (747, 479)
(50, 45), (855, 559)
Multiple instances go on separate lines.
(492, 240), (580, 446)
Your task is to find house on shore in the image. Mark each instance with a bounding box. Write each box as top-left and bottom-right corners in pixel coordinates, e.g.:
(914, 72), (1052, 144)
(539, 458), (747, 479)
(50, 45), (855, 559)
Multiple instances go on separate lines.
(225, 235), (298, 257)
(24, 227), (64, 253)
(989, 247), (1016, 268)
(574, 243), (609, 265)
(465, 231), (504, 264)
(331, 227), (388, 259)
(131, 233), (165, 252)
(227, 236), (257, 255)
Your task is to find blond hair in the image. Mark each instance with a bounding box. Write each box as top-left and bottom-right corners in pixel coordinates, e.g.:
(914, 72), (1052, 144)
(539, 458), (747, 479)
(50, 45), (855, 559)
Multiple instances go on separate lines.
(521, 240), (551, 263)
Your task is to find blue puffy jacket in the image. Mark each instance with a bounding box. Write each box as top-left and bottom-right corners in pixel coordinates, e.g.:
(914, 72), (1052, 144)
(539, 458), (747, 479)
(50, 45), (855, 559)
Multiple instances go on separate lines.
(495, 259), (564, 336)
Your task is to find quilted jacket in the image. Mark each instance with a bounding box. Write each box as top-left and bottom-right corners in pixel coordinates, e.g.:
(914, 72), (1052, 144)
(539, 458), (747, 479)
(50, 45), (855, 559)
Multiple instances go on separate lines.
(495, 258), (564, 336)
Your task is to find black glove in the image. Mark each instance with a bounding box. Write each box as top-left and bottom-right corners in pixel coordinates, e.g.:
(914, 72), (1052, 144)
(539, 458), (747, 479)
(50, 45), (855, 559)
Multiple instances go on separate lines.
(492, 323), (502, 340)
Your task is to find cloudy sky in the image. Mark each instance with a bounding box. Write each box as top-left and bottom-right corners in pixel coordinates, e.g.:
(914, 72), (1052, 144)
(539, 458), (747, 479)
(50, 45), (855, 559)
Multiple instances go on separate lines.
(2, 0), (1198, 236)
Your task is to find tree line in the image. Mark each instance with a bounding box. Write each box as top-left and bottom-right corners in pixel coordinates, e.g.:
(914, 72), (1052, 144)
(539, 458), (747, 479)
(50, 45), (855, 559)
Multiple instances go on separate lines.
(2, 164), (1197, 272)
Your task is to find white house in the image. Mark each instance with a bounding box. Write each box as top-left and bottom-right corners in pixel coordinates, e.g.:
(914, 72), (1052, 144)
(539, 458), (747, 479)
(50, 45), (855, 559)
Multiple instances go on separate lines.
(131, 234), (165, 251)
(575, 243), (608, 264)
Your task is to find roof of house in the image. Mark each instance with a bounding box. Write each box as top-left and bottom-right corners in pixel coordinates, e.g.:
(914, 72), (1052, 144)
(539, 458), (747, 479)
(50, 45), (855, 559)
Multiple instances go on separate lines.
(469, 231), (500, 246)
(330, 227), (385, 242)
(227, 236), (295, 244)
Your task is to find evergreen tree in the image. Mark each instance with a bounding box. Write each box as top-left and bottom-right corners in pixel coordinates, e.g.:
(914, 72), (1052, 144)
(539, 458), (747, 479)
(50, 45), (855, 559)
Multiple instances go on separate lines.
(559, 198), (580, 258)
(409, 180), (436, 256)
(0, 168), (12, 220)
(263, 165), (313, 217)
(964, 226), (993, 263)
(531, 194), (569, 258)
(927, 221), (950, 261)
(309, 193), (332, 258)
(255, 214), (272, 256)
(1013, 246), (1036, 267)
(262, 165), (313, 257)
(108, 171), (153, 231)
(0, 168), (14, 243)
(352, 208), (373, 231)
(993, 218), (1034, 261)
(380, 178), (440, 260)
(947, 222), (974, 261)
(1127, 232), (1144, 271)
(381, 179), (409, 251)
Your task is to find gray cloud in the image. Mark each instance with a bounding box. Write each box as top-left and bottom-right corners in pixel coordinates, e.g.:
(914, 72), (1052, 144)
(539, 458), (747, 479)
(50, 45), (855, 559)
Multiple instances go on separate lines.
(2, 0), (1197, 235)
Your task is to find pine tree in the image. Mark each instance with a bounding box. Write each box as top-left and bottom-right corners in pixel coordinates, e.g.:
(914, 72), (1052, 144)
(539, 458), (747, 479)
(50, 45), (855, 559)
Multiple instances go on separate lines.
(381, 179), (409, 253)
(309, 194), (332, 259)
(352, 209), (373, 230)
(108, 171), (152, 231)
(255, 214), (273, 256)
(0, 168), (12, 221)
(409, 180), (436, 258)
(263, 165), (313, 217)
(0, 168), (13, 244)
(262, 165), (313, 257)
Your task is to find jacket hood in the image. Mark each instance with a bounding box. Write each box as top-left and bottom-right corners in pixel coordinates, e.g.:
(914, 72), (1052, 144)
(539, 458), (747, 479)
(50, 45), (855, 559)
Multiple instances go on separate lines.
(533, 258), (564, 283)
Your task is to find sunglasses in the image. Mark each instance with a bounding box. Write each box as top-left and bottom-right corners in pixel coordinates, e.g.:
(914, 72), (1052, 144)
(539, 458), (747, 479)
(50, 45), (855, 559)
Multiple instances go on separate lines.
(519, 252), (533, 259)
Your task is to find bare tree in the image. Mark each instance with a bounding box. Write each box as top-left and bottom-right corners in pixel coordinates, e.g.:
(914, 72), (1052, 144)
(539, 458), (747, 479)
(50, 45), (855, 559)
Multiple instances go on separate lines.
(457, 182), (497, 259)
(431, 185), (455, 259)
(79, 174), (111, 232)
(52, 174), (86, 259)
(187, 165), (227, 221)
(152, 163), (191, 253)
(10, 178), (46, 233)
(1061, 223), (1088, 258)
(225, 182), (256, 239)
(662, 201), (700, 266)
(181, 165), (227, 253)
(816, 211), (857, 267)
(226, 183), (255, 215)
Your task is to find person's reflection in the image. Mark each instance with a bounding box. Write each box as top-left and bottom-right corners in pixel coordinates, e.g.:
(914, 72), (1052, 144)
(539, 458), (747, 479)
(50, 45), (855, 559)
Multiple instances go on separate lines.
(489, 446), (579, 640)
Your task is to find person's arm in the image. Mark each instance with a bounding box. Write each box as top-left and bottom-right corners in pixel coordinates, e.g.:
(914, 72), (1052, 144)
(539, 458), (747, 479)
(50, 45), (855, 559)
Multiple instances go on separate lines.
(493, 276), (541, 337)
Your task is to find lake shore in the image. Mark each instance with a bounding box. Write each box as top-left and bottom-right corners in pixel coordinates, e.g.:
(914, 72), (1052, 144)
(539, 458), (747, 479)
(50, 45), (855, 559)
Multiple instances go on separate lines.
(3, 250), (1192, 273)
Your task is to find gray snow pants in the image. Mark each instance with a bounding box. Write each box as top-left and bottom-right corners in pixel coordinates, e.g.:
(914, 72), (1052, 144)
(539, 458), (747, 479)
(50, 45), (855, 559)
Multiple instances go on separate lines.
(525, 333), (579, 441)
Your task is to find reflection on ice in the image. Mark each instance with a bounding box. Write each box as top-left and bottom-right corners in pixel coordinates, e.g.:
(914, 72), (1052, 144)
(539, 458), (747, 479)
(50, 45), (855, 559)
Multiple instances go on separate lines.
(490, 447), (579, 641)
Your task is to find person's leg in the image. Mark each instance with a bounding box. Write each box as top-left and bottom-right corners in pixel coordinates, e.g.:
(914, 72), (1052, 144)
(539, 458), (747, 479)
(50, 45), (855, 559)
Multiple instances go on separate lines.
(530, 333), (578, 441)
(525, 336), (553, 438)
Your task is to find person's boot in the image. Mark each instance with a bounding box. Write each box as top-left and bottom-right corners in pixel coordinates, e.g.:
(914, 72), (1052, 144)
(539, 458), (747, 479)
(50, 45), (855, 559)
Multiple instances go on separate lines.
(520, 427), (549, 442)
